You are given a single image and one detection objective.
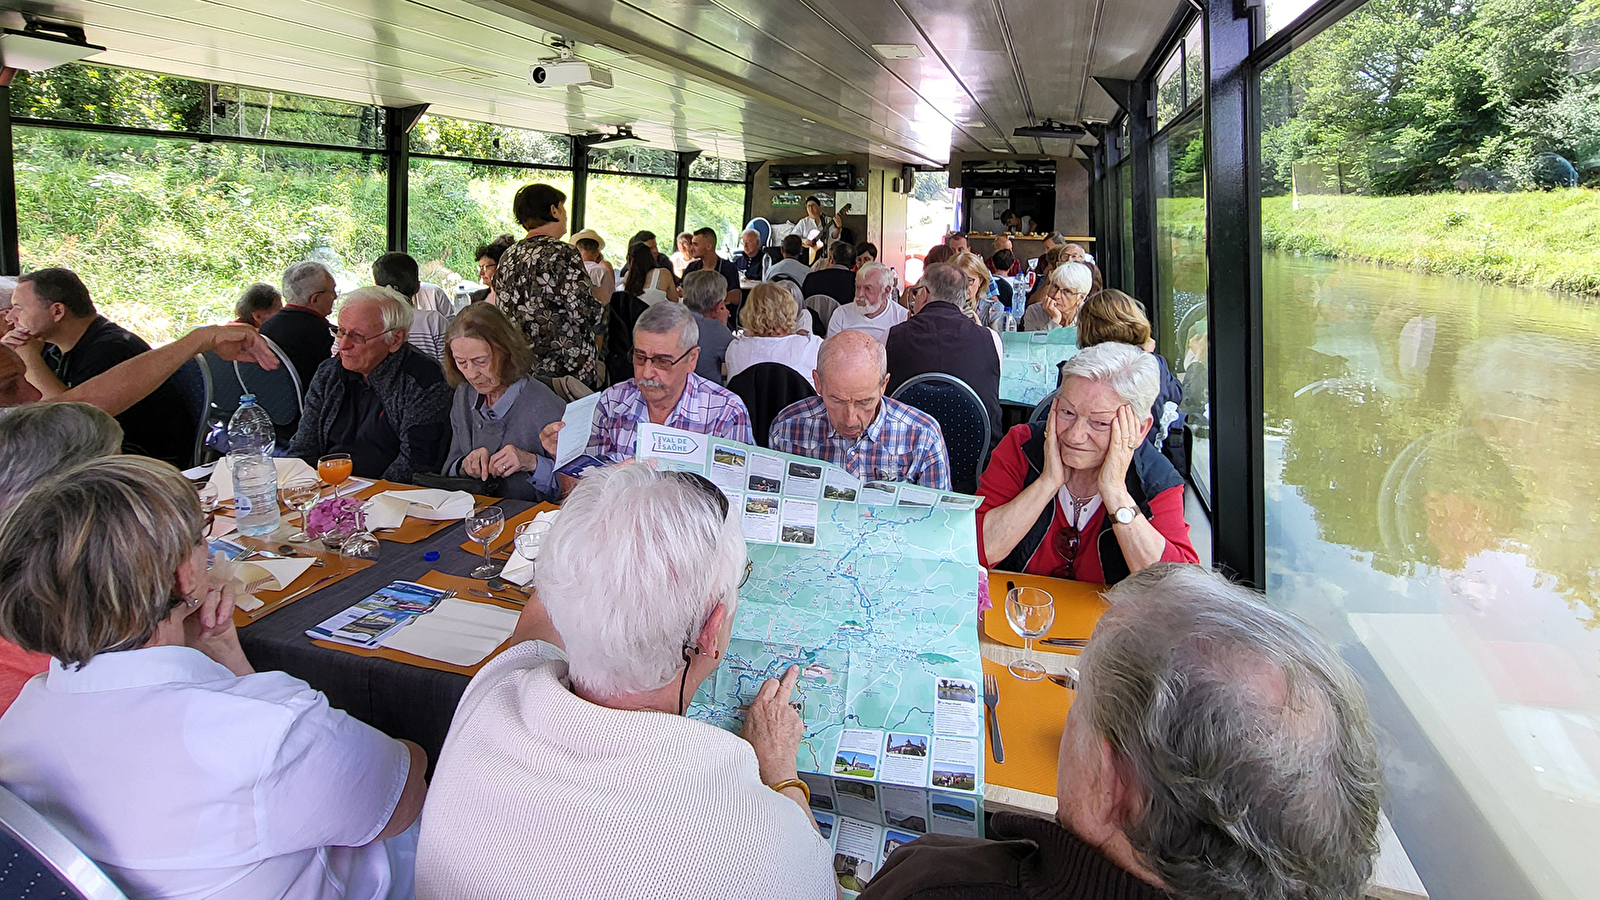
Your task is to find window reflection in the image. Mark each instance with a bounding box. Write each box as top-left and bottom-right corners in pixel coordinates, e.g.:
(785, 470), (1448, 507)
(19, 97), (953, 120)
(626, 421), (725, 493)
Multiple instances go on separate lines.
(1153, 114), (1208, 501)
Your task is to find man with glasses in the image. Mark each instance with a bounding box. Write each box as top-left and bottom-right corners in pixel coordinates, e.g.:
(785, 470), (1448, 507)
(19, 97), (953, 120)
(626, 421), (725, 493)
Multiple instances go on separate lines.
(263, 260), (339, 393)
(549, 302), (751, 465)
(287, 287), (453, 483)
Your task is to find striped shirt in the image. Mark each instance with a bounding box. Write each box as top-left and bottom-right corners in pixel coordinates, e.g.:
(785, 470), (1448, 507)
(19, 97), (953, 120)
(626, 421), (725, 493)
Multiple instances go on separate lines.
(586, 373), (754, 463)
(768, 396), (951, 489)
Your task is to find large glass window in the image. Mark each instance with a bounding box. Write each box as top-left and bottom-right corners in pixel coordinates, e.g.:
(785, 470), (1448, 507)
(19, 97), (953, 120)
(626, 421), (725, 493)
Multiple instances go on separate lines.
(584, 173), (677, 258)
(15, 126), (385, 343)
(1153, 113), (1208, 501)
(686, 182), (746, 253)
(409, 114), (569, 165)
(907, 170), (958, 283)
(588, 146), (678, 177)
(689, 154), (746, 181)
(1259, 1), (1600, 896)
(408, 159), (572, 295)
(1118, 160), (1134, 293)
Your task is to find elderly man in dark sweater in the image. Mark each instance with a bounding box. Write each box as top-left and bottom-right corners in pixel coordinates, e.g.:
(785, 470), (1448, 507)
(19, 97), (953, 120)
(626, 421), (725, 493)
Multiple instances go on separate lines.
(860, 564), (1383, 900)
(287, 287), (452, 483)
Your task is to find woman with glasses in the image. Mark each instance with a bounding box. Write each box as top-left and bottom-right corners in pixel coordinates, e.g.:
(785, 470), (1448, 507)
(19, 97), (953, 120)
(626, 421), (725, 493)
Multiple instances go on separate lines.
(724, 283), (823, 387)
(416, 464), (835, 899)
(469, 234), (516, 306)
(0, 456), (428, 900)
(1022, 261), (1093, 332)
(975, 342), (1197, 584)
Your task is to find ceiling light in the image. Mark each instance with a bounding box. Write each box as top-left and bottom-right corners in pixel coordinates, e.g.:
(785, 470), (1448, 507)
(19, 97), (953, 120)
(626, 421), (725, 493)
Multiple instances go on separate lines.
(872, 43), (923, 60)
(961, 121), (986, 128)
(0, 20), (104, 71)
(438, 66), (498, 82)
(801, 117), (816, 124)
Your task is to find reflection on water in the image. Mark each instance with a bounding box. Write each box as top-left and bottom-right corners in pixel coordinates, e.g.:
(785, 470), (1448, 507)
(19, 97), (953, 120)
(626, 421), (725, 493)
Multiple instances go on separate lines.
(1263, 252), (1600, 900)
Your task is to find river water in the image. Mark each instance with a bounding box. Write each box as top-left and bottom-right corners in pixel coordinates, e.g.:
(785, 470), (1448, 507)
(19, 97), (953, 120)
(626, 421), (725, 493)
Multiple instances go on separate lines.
(1252, 251), (1600, 900)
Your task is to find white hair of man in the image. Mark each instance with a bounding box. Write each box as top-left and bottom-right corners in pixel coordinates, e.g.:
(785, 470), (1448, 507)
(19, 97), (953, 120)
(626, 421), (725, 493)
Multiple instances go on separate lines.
(635, 300), (699, 353)
(281, 260), (333, 306)
(741, 228), (760, 241)
(816, 329), (887, 383)
(537, 464), (747, 697)
(1058, 341), (1158, 417)
(340, 285), (414, 335)
(1082, 563), (1382, 900)
(1049, 261), (1093, 295)
(855, 262), (893, 293)
(0, 402), (123, 512)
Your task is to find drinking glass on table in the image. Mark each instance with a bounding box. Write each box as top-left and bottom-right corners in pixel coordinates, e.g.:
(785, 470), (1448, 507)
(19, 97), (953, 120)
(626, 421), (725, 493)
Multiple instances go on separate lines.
(466, 506), (505, 578)
(1005, 586), (1055, 681)
(197, 483), (220, 535)
(341, 531), (380, 566)
(318, 453), (353, 497)
(280, 475), (321, 543)
(513, 521), (546, 560)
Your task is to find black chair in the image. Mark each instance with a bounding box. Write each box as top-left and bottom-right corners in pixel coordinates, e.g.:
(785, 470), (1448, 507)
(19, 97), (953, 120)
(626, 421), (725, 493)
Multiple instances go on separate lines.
(727, 362), (815, 449)
(891, 373), (992, 495)
(0, 783), (129, 900)
(606, 291), (651, 387)
(203, 349), (248, 442)
(167, 356), (211, 468)
(234, 334), (303, 450)
(803, 306), (825, 336)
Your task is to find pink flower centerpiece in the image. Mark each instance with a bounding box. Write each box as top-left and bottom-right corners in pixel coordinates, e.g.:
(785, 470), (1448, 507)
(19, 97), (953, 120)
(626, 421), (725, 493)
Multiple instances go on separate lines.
(306, 496), (365, 549)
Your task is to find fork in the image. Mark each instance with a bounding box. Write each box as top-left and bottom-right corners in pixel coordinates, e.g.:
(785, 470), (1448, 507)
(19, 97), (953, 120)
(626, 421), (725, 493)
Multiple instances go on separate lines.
(982, 672), (1004, 764)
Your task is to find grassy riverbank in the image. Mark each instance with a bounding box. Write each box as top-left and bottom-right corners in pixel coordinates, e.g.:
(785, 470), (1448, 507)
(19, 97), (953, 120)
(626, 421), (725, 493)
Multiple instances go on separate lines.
(1162, 188), (1600, 296)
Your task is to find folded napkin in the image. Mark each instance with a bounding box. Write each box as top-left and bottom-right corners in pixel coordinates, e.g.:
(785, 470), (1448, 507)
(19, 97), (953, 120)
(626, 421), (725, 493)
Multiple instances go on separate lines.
(207, 457), (318, 499)
(212, 553), (316, 612)
(364, 494), (412, 530)
(375, 489), (476, 521)
(499, 509), (560, 586)
(379, 598), (521, 666)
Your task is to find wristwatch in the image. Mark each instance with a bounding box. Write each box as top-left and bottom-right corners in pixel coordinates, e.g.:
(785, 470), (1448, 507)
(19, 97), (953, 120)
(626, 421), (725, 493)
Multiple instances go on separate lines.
(1112, 505), (1139, 525)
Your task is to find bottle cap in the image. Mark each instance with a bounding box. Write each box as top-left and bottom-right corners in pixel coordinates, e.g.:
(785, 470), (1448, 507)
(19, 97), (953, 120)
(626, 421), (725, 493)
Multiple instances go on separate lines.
(423, 551), (440, 562)
(239, 393), (256, 403)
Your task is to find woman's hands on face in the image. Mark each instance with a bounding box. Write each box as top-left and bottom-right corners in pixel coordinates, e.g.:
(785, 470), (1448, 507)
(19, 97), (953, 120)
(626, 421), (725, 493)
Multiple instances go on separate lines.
(741, 664), (805, 786)
(1041, 398), (1068, 490)
(461, 447), (492, 480)
(1097, 404), (1142, 502)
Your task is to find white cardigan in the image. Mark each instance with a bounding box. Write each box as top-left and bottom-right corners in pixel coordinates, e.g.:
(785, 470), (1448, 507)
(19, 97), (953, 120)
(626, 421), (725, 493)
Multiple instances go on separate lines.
(416, 642), (836, 900)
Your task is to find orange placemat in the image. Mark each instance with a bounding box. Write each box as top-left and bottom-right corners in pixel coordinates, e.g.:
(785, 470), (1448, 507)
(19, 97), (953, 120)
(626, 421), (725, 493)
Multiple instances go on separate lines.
(459, 502), (559, 556)
(981, 657), (1073, 795)
(231, 539), (374, 627)
(352, 480), (499, 544)
(310, 570), (524, 677)
(982, 573), (1109, 650)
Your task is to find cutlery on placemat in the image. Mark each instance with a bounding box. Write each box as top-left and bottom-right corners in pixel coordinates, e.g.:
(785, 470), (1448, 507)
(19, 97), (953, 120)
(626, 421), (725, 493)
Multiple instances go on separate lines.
(982, 672), (1004, 764)
(1048, 670), (1080, 690)
(1039, 637), (1089, 648)
(467, 588), (526, 607)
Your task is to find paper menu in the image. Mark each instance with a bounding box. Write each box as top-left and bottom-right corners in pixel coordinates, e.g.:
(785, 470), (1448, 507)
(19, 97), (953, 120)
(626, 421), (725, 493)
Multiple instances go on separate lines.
(554, 393), (602, 467)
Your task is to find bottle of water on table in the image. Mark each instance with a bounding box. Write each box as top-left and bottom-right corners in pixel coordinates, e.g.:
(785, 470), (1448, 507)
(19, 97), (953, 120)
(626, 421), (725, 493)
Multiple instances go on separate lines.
(229, 394), (281, 537)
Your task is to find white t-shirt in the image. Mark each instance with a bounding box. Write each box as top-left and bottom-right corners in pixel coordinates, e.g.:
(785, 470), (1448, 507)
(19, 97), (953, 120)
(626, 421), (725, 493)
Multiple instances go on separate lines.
(724, 333), (824, 387)
(0, 646), (410, 900)
(412, 283), (454, 319)
(416, 642), (835, 900)
(827, 300), (909, 344)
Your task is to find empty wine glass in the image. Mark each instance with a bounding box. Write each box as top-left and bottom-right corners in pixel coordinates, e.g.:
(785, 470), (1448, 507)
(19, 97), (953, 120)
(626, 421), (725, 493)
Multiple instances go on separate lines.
(466, 506), (505, 579)
(280, 475), (321, 543)
(1005, 586), (1055, 681)
(513, 521), (546, 560)
(340, 530), (380, 567)
(197, 483), (220, 536)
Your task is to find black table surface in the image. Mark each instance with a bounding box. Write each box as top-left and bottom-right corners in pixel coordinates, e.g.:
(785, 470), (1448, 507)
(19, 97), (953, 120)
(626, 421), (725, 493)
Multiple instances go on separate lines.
(237, 498), (535, 769)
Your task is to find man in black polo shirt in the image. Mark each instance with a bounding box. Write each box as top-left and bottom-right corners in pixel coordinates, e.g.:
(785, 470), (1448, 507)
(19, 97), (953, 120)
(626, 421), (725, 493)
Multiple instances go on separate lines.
(885, 263), (1003, 447)
(262, 260), (338, 394)
(801, 241), (858, 308)
(2, 268), (193, 465)
(683, 227), (741, 311)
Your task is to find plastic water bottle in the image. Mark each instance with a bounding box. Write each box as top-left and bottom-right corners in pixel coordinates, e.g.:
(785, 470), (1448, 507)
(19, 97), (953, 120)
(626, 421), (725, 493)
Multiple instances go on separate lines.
(228, 395), (280, 537)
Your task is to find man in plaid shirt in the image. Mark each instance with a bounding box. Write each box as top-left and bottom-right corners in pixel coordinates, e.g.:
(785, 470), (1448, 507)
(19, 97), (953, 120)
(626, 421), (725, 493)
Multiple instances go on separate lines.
(769, 330), (950, 489)
(576, 303), (753, 463)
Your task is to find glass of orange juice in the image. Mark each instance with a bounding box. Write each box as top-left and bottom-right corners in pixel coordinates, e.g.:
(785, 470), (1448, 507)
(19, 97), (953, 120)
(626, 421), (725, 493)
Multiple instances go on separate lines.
(318, 453), (353, 497)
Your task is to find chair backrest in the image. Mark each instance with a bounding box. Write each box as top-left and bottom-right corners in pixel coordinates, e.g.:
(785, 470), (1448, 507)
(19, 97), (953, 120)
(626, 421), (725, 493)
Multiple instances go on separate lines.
(891, 373), (992, 494)
(803, 306), (825, 337)
(234, 335), (303, 447)
(605, 291), (652, 388)
(203, 350), (247, 421)
(0, 784), (128, 900)
(1029, 389), (1056, 426)
(745, 217), (771, 247)
(166, 357), (211, 468)
(726, 362), (816, 449)
(804, 294), (840, 332)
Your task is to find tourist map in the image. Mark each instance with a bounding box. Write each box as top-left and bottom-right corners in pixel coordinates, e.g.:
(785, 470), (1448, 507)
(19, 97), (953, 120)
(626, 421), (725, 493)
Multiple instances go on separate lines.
(999, 326), (1078, 405)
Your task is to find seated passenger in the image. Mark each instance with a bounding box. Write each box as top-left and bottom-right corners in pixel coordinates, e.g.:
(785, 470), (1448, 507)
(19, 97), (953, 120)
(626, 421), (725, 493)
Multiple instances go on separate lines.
(732, 228), (768, 281)
(860, 563), (1382, 900)
(682, 269), (736, 384)
(770, 330), (950, 489)
(976, 342), (1196, 582)
(0, 402), (122, 714)
(1075, 289), (1182, 451)
(1022, 261), (1091, 332)
(442, 303), (564, 501)
(953, 251), (1003, 328)
(264, 260), (339, 391)
(800, 240), (857, 308)
(725, 283), (823, 387)
(469, 234), (516, 305)
(288, 287), (453, 483)
(622, 240), (679, 306)
(827, 262), (907, 344)
(854, 241), (878, 268)
(416, 464), (835, 899)
(886, 264), (1004, 447)
(0, 456), (427, 900)
(765, 234), (814, 286)
(373, 252), (450, 363)
(544, 302), (752, 464)
(233, 282), (283, 328)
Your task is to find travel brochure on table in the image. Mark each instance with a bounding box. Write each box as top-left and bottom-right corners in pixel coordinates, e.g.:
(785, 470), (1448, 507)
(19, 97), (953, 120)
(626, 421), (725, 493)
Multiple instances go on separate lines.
(305, 581), (450, 648)
(634, 424), (982, 548)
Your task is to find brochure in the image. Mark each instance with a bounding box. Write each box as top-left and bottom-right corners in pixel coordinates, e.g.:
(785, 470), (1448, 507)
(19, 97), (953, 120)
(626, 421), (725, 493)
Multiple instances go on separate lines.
(879, 732), (932, 787)
(879, 785), (930, 834)
(553, 393), (602, 467)
(833, 817), (883, 894)
(305, 581), (449, 648)
(933, 676), (983, 737)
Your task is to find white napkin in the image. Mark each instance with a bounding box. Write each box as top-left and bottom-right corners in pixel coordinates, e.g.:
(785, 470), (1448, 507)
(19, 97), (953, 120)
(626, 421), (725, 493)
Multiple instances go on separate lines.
(379, 598), (521, 666)
(375, 489), (475, 521)
(364, 494), (411, 530)
(499, 509), (560, 587)
(206, 457), (318, 499)
(212, 553), (316, 612)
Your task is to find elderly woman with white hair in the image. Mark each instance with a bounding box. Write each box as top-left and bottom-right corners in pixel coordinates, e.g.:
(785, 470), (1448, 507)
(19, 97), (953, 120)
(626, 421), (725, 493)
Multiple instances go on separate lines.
(1022, 261), (1092, 332)
(416, 464), (835, 899)
(976, 342), (1197, 583)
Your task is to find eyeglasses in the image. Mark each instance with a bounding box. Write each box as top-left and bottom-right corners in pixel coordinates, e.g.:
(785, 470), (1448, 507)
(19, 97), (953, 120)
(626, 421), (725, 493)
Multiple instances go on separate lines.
(631, 346), (695, 370)
(1051, 522), (1082, 579)
(330, 325), (397, 345)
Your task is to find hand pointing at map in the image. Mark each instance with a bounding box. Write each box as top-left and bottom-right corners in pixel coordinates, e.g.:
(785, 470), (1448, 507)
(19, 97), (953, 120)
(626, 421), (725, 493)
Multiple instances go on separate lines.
(742, 664), (804, 787)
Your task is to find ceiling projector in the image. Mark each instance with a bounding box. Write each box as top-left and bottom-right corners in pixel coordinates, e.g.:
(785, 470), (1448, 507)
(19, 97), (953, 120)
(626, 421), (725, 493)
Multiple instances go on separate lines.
(527, 60), (613, 88)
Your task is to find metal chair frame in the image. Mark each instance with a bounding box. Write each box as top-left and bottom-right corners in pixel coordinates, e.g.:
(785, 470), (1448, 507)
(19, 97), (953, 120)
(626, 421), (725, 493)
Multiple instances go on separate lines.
(0, 784), (128, 900)
(233, 333), (304, 416)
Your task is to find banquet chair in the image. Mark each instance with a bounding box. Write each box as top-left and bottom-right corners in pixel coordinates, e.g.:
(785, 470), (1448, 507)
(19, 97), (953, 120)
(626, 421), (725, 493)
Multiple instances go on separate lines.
(0, 784), (128, 900)
(892, 373), (991, 495)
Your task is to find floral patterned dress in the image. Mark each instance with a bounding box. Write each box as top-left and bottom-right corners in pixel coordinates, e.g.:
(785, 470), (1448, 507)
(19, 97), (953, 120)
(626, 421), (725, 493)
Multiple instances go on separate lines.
(494, 235), (605, 388)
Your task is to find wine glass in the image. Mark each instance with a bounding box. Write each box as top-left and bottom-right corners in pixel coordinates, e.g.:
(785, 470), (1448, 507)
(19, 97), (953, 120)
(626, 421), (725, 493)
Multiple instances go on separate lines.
(318, 453), (353, 497)
(1005, 586), (1055, 681)
(513, 521), (545, 560)
(197, 483), (220, 536)
(280, 475), (321, 543)
(466, 506), (505, 578)
(340, 531), (380, 568)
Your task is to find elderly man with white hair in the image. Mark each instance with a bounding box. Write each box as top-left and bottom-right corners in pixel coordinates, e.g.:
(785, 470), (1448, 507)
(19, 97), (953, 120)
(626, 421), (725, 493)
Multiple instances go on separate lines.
(287, 286), (453, 482)
(976, 342), (1197, 583)
(827, 262), (907, 344)
(416, 464), (836, 898)
(732, 227), (768, 282)
(861, 562), (1384, 900)
(542, 302), (752, 465)
(262, 260), (339, 392)
(770, 330), (950, 489)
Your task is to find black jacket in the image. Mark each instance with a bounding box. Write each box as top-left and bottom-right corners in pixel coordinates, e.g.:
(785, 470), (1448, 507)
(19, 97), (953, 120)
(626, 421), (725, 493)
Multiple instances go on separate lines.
(801, 267), (857, 308)
(885, 300), (1004, 445)
(287, 345), (453, 483)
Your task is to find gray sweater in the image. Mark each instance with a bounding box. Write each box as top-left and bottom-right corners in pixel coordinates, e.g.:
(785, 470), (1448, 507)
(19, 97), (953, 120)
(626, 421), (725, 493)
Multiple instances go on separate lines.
(444, 377), (565, 501)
